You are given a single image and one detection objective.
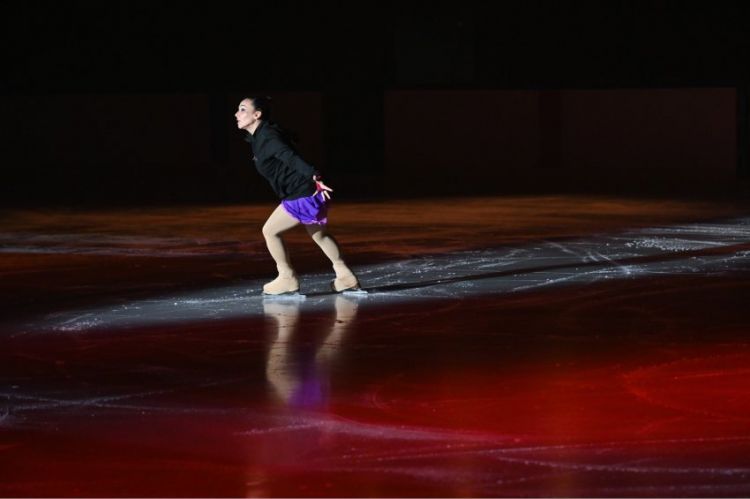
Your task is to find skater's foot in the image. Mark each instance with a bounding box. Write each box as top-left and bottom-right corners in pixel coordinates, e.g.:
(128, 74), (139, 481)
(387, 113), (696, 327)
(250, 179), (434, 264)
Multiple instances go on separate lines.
(331, 261), (360, 293)
(263, 273), (300, 295)
(330, 276), (361, 292)
(330, 272), (360, 293)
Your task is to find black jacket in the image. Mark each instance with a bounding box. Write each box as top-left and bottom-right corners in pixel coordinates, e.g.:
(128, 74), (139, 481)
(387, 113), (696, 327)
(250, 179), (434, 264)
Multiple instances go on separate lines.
(244, 120), (321, 201)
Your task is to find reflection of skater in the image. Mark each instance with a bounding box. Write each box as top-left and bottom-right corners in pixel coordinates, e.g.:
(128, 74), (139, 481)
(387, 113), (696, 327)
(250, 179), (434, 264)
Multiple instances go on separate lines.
(263, 295), (359, 408)
(235, 95), (360, 295)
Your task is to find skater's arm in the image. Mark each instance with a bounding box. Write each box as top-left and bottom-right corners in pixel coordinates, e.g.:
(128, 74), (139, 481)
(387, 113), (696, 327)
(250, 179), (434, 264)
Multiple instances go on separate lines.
(267, 131), (321, 179)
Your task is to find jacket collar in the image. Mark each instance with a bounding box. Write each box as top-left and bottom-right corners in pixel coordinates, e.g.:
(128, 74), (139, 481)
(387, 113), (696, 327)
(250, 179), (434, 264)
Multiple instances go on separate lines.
(244, 119), (268, 143)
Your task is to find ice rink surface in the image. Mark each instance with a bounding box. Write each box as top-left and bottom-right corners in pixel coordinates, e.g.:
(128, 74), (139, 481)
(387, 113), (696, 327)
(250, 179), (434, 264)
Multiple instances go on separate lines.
(1, 195), (750, 496)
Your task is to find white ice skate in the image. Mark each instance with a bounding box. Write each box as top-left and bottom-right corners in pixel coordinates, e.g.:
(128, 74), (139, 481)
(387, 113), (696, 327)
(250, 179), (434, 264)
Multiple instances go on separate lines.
(262, 273), (302, 296)
(330, 270), (367, 295)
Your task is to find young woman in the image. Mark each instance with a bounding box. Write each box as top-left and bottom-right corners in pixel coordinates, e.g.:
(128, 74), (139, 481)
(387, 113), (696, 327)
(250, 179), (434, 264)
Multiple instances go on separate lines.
(235, 95), (361, 295)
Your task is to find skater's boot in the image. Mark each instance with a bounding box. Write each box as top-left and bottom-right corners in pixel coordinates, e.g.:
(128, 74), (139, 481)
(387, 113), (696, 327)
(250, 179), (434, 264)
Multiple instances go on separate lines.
(263, 267), (300, 295)
(330, 261), (360, 292)
(263, 274), (300, 294)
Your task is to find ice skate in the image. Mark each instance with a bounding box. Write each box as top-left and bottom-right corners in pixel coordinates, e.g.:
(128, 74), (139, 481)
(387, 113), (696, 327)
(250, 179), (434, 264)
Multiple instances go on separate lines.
(330, 262), (363, 293)
(330, 273), (361, 292)
(263, 272), (300, 296)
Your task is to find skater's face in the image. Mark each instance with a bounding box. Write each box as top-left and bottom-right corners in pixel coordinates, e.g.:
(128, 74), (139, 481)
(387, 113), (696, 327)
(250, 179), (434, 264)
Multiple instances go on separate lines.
(235, 99), (263, 130)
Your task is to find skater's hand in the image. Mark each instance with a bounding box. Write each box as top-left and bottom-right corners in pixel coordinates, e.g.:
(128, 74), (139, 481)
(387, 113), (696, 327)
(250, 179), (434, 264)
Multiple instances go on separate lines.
(314, 177), (333, 200)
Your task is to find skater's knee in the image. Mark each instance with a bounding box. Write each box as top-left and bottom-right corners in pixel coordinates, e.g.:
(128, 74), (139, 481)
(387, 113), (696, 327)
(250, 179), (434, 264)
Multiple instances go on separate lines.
(262, 223), (280, 239)
(310, 231), (327, 244)
(305, 225), (328, 243)
(263, 216), (288, 238)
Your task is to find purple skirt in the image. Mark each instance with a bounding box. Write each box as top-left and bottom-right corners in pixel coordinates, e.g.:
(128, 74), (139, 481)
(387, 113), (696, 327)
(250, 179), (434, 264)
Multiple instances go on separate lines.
(281, 190), (329, 225)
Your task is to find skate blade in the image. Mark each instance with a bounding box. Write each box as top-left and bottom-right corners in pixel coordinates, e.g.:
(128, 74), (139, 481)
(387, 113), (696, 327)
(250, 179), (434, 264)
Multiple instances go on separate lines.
(262, 291), (306, 299)
(330, 278), (367, 294)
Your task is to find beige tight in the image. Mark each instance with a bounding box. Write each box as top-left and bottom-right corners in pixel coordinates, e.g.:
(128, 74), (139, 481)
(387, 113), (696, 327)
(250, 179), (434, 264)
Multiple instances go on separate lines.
(261, 202), (349, 277)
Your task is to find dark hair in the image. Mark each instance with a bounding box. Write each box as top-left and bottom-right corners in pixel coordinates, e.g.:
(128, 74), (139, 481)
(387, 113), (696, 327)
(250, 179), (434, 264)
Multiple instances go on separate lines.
(245, 95), (272, 120)
(244, 94), (302, 146)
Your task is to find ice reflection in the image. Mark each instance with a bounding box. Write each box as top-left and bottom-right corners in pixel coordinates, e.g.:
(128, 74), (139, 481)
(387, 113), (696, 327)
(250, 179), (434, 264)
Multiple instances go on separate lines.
(263, 295), (359, 408)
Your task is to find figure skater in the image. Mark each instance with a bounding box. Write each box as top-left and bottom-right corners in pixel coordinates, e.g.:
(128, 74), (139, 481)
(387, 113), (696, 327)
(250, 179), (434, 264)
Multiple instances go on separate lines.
(235, 95), (361, 295)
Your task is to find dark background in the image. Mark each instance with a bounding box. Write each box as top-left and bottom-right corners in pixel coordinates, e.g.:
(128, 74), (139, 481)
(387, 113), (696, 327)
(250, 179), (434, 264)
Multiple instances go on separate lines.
(3, 1), (750, 207)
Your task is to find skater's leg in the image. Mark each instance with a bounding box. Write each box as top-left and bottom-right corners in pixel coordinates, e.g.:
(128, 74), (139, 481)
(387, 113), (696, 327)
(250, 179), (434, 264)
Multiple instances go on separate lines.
(304, 223), (345, 266)
(262, 203), (301, 276)
(304, 223), (357, 283)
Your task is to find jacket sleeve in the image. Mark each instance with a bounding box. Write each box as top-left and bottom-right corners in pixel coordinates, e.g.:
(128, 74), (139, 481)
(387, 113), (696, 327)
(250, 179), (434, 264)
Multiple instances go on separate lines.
(267, 130), (321, 178)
